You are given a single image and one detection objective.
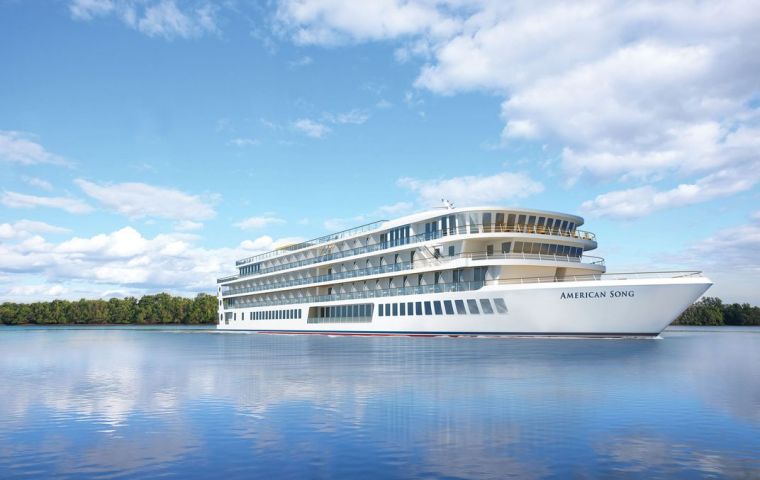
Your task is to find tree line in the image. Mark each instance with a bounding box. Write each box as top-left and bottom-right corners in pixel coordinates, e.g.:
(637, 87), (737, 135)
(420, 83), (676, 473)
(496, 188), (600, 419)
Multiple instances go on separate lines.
(672, 297), (760, 326)
(0, 293), (218, 325)
(0, 293), (758, 326)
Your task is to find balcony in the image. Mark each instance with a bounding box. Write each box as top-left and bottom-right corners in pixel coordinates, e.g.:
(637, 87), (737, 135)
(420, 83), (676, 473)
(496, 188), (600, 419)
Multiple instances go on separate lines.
(222, 252), (605, 298)
(217, 224), (598, 283)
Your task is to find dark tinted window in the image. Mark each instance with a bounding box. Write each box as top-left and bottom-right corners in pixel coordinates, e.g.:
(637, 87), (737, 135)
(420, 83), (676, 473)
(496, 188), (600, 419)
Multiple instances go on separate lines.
(455, 300), (466, 314)
(416, 302), (423, 315)
(467, 299), (480, 314)
(433, 301), (443, 315)
(444, 300), (454, 314)
(424, 301), (432, 315)
(480, 299), (494, 314)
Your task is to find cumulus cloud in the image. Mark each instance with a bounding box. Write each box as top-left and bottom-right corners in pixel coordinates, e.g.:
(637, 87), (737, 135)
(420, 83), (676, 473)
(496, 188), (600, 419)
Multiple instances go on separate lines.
(293, 118), (330, 138)
(69, 0), (218, 40)
(1, 191), (94, 214)
(276, 0), (459, 45)
(75, 179), (216, 221)
(277, 0), (760, 215)
(397, 172), (543, 207)
(0, 225), (301, 300)
(581, 165), (759, 219)
(0, 131), (71, 166)
(234, 215), (286, 230)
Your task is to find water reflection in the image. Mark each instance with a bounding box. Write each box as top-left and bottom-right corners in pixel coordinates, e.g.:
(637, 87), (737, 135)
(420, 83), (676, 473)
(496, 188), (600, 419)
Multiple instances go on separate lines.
(0, 327), (758, 478)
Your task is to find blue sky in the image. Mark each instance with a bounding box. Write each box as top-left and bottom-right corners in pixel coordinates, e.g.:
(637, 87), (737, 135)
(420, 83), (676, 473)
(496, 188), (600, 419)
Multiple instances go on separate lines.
(1, 0), (759, 303)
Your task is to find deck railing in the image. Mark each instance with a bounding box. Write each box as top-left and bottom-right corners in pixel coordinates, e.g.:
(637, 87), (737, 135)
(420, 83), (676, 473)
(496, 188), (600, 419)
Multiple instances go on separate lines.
(223, 269), (695, 310)
(235, 220), (387, 266)
(222, 252), (605, 297)
(219, 224), (598, 283)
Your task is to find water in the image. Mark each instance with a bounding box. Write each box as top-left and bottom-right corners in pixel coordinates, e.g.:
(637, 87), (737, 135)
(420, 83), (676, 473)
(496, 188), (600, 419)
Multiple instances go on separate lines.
(0, 326), (758, 479)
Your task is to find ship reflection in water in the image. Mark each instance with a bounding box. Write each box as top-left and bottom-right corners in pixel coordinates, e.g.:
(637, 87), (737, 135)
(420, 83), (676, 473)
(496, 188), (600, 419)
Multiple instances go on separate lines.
(0, 327), (758, 478)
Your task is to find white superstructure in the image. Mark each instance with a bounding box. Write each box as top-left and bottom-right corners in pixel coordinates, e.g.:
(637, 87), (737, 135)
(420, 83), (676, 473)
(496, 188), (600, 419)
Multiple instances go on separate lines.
(216, 206), (711, 336)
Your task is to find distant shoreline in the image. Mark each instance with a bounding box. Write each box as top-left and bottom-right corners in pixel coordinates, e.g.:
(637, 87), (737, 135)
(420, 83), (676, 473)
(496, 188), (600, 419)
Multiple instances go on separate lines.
(2, 294), (758, 327)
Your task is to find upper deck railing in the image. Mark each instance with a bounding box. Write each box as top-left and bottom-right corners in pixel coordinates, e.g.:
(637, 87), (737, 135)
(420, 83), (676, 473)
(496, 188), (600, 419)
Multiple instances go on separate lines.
(219, 224), (598, 283)
(235, 220), (387, 266)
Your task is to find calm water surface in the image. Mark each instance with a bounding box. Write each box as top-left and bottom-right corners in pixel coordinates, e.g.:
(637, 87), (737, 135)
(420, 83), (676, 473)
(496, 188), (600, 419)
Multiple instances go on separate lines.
(0, 326), (758, 479)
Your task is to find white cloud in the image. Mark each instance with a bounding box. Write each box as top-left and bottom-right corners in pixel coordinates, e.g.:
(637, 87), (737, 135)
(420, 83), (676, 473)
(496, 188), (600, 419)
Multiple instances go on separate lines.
(227, 137), (260, 147)
(322, 202), (414, 231)
(288, 55), (313, 68)
(324, 109), (370, 125)
(0, 131), (71, 166)
(0, 226), (294, 296)
(75, 179), (216, 221)
(69, 0), (218, 40)
(397, 171), (544, 207)
(7, 284), (68, 298)
(173, 220), (203, 231)
(1, 191), (94, 214)
(276, 0), (459, 45)
(0, 220), (70, 239)
(277, 0), (760, 216)
(293, 118), (330, 138)
(22, 176), (54, 190)
(240, 235), (304, 251)
(234, 215), (286, 230)
(581, 165), (759, 219)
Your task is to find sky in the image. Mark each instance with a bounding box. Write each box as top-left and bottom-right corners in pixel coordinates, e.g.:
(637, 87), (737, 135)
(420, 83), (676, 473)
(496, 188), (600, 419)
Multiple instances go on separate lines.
(1, 0), (759, 304)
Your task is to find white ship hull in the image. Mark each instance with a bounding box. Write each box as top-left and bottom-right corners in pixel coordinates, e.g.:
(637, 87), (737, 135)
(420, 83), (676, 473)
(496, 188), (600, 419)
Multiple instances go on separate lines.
(217, 275), (711, 337)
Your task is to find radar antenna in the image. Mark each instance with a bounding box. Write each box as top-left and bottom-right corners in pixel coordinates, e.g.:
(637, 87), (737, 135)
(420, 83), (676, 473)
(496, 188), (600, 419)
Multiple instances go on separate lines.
(441, 198), (455, 210)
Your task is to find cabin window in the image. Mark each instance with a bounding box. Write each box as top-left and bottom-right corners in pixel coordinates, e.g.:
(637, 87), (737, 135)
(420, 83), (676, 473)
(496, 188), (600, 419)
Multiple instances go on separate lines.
(433, 301), (443, 315)
(494, 298), (508, 314)
(448, 246), (455, 257)
(480, 299), (494, 314)
(392, 303), (398, 316)
(486, 245), (494, 256)
(501, 242), (511, 254)
(444, 300), (454, 314)
(385, 304), (391, 316)
(454, 300), (466, 314)
(400, 303), (406, 315)
(379, 305), (384, 317)
(561, 220), (569, 231)
(483, 212), (492, 232)
(416, 302), (423, 315)
(467, 299), (480, 314)
(495, 213), (505, 231)
(424, 301), (432, 315)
